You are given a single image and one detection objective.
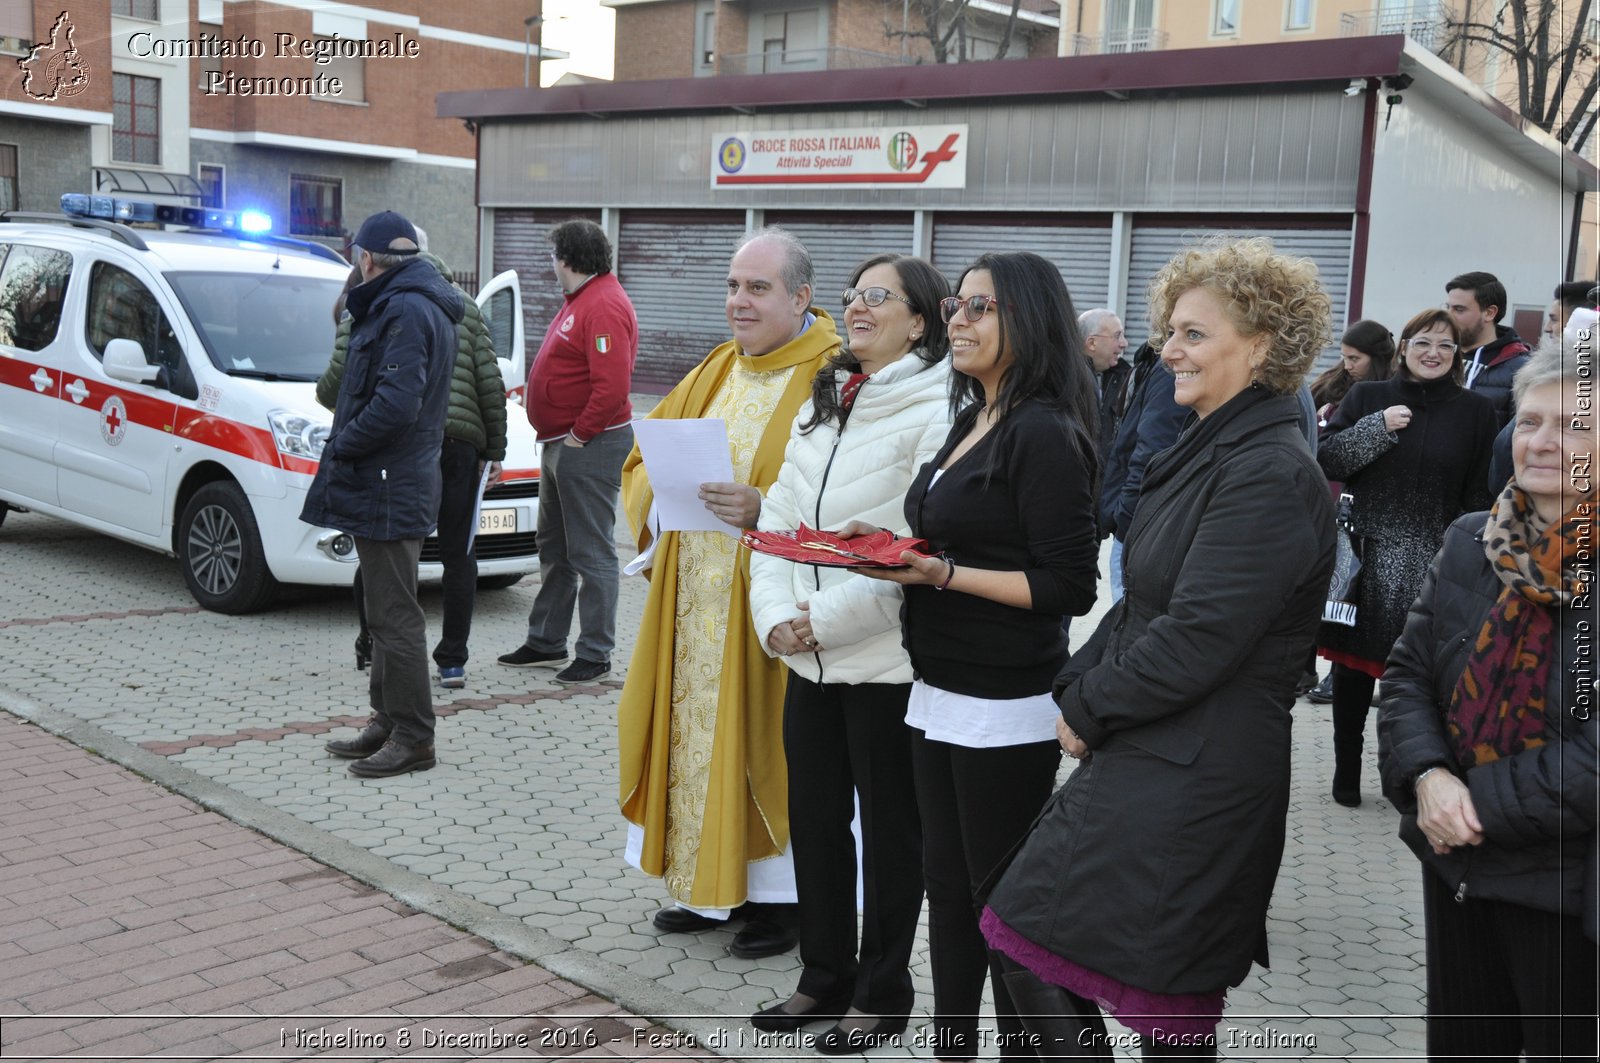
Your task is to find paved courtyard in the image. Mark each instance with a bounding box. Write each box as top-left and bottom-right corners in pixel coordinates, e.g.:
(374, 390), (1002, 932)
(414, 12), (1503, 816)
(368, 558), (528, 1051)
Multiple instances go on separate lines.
(0, 477), (1430, 1060)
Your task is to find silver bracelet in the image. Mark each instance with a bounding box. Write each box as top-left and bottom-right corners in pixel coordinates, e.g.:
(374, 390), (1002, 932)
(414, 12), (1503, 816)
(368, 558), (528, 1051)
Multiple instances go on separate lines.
(1414, 766), (1444, 790)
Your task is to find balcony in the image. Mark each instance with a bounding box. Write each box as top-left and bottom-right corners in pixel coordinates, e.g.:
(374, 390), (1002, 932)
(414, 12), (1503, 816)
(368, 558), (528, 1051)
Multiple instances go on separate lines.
(1339, 4), (1456, 53)
(718, 47), (901, 76)
(1066, 28), (1170, 56)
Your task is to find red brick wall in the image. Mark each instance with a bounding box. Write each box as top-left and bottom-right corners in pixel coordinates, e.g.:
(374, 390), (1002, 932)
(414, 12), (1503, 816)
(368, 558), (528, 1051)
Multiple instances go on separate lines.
(188, 1), (521, 159)
(614, 2), (697, 81)
(1, 0), (114, 113)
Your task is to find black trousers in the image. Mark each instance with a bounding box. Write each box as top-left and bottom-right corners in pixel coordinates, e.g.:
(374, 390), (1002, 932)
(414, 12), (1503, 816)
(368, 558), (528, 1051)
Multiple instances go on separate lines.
(1422, 870), (1598, 1062)
(911, 727), (1061, 1060)
(431, 438), (482, 669)
(784, 674), (923, 1017)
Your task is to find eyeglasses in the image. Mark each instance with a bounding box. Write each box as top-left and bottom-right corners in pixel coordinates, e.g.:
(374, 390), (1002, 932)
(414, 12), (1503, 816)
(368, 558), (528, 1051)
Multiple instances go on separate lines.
(939, 294), (1004, 323)
(1407, 338), (1459, 355)
(842, 286), (911, 309)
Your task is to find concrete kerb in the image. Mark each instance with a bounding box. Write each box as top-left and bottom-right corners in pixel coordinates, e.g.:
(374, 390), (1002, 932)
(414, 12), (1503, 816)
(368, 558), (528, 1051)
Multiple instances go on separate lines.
(0, 687), (778, 1062)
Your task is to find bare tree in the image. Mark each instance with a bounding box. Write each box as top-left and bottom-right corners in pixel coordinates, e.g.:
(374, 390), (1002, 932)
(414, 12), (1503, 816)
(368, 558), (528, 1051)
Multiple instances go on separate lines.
(1451, 0), (1598, 156)
(886, 0), (1028, 63)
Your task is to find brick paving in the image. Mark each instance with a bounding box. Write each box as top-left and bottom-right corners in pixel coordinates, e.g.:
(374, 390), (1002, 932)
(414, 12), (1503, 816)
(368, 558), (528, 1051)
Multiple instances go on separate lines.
(0, 413), (1438, 1059)
(0, 714), (716, 1061)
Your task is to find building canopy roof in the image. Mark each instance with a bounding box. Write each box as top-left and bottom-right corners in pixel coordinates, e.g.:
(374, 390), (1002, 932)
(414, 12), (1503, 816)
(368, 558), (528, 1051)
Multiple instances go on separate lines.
(438, 36), (1595, 193)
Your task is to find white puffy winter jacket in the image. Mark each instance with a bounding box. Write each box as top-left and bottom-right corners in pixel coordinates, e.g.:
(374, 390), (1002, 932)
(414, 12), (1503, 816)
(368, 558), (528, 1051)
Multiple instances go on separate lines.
(749, 352), (954, 685)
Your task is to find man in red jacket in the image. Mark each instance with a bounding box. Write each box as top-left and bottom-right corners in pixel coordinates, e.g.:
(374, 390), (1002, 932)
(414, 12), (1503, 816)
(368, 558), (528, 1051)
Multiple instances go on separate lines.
(498, 219), (638, 685)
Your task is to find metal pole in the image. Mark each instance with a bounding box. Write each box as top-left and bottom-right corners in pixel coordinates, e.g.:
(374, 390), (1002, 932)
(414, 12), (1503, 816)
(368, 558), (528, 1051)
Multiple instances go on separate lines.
(901, 0), (908, 61)
(524, 14), (544, 88)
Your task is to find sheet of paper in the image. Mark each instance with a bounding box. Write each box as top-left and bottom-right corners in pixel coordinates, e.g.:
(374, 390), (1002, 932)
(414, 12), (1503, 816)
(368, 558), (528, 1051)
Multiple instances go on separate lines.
(631, 418), (738, 536)
(466, 460), (493, 553)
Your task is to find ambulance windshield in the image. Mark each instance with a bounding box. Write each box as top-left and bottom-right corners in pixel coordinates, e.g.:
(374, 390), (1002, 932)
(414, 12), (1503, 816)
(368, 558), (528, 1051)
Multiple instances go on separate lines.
(168, 272), (344, 381)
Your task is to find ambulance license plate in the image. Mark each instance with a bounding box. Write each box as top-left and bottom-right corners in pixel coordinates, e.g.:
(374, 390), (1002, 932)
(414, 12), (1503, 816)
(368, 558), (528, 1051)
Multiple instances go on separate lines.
(478, 508), (518, 535)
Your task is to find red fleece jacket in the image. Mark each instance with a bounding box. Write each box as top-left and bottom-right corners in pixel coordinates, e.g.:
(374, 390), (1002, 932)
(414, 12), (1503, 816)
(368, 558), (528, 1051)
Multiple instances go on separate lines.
(525, 273), (637, 442)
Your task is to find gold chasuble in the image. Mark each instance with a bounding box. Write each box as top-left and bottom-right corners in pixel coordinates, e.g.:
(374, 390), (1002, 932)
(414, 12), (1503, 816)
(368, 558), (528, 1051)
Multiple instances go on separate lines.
(619, 310), (840, 909)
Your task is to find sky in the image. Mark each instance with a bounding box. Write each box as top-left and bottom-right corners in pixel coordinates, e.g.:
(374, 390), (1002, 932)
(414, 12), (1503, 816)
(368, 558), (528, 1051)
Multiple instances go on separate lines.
(538, 0), (616, 86)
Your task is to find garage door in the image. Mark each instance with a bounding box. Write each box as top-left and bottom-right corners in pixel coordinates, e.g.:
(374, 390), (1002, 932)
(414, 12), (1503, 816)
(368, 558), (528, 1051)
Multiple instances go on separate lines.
(932, 220), (1114, 314)
(491, 208), (600, 386)
(617, 211), (747, 391)
(763, 213), (915, 313)
(1125, 223), (1353, 374)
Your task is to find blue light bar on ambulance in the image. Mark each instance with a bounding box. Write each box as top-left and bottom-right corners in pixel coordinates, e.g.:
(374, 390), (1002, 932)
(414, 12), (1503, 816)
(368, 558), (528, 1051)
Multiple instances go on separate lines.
(60, 193), (272, 236)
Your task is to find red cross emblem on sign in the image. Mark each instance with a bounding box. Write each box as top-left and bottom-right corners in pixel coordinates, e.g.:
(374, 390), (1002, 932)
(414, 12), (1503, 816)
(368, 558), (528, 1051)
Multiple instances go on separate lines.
(100, 395), (128, 447)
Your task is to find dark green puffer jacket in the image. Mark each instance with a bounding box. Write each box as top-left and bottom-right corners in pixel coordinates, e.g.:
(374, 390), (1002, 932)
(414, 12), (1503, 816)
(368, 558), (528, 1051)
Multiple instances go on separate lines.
(317, 253), (507, 461)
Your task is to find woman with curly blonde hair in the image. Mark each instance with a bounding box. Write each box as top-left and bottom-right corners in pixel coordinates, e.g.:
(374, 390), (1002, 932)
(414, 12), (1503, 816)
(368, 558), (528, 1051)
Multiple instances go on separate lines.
(977, 238), (1338, 1058)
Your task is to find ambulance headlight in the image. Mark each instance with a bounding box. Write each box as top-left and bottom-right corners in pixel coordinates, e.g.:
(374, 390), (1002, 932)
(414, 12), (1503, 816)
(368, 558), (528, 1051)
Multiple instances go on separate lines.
(268, 410), (330, 460)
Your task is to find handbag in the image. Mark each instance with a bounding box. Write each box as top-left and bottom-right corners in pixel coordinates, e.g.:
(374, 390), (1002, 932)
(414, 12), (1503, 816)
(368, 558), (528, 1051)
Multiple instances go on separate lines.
(1323, 492), (1362, 627)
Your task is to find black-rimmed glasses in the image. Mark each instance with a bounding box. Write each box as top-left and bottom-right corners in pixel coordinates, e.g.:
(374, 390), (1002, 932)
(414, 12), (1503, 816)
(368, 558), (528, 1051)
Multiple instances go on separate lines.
(842, 286), (911, 309)
(939, 294), (1003, 323)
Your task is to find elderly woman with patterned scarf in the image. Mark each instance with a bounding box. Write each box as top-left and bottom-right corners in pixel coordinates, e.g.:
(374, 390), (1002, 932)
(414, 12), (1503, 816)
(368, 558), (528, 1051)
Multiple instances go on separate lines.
(1379, 334), (1598, 1062)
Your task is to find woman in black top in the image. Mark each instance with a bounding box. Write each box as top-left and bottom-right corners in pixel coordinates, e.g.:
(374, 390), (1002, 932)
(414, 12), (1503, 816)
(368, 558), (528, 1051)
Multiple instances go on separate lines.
(1317, 308), (1497, 806)
(856, 251), (1100, 1060)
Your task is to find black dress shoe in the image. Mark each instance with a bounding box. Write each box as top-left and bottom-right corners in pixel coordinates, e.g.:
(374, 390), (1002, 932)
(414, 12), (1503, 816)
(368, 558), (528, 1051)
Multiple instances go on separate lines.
(750, 992), (852, 1033)
(729, 917), (797, 959)
(348, 738), (436, 778)
(325, 718), (390, 759)
(652, 905), (725, 933)
(815, 1015), (910, 1055)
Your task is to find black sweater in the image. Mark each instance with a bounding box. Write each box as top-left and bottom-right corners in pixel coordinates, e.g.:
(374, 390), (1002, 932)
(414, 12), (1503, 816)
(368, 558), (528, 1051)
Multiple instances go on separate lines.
(902, 399), (1099, 698)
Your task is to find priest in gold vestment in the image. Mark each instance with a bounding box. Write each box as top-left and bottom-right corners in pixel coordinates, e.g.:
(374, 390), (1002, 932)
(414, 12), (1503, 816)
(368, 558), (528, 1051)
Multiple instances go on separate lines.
(619, 229), (839, 959)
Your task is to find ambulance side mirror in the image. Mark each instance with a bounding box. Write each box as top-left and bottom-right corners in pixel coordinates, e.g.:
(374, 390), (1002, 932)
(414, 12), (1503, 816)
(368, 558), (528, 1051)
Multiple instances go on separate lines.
(104, 338), (162, 385)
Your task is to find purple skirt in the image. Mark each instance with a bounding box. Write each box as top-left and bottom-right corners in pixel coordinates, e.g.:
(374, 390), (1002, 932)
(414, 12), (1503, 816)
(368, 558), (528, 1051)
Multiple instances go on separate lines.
(980, 907), (1225, 1043)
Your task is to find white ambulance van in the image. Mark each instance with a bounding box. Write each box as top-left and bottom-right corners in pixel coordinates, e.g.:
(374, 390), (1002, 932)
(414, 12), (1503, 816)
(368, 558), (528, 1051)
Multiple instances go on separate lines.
(0, 196), (537, 613)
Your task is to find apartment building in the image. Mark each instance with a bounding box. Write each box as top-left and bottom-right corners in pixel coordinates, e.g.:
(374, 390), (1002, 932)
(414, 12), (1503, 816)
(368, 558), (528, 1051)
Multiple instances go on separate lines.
(605, 0), (1062, 80)
(0, 0), (556, 270)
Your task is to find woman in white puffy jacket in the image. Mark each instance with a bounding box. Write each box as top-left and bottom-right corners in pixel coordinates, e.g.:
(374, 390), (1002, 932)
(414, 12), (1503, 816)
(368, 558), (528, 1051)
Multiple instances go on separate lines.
(747, 254), (953, 1054)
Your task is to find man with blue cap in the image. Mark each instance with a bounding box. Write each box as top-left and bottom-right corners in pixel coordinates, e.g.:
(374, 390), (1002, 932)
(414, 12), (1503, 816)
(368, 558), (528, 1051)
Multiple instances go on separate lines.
(304, 210), (464, 777)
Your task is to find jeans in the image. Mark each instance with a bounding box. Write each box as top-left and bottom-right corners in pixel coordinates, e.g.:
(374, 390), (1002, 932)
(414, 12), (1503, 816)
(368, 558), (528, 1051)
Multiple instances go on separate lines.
(355, 536), (434, 745)
(524, 425), (632, 663)
(432, 438), (482, 670)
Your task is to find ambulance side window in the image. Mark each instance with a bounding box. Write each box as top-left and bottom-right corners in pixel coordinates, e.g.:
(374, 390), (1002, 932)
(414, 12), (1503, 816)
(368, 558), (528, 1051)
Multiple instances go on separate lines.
(85, 261), (195, 397)
(0, 242), (73, 352)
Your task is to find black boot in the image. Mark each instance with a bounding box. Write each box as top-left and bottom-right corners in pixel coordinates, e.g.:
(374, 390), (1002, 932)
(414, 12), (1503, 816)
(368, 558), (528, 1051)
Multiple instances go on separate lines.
(1329, 667), (1373, 807)
(325, 717), (389, 759)
(997, 956), (1112, 1059)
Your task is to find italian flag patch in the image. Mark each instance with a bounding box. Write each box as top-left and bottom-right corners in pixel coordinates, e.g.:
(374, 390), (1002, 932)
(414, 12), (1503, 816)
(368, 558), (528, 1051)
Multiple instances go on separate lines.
(595, 334), (612, 354)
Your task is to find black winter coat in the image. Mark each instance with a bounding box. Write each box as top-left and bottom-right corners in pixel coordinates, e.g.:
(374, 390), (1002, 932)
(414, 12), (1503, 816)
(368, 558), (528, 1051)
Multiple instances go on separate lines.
(1462, 324), (1531, 428)
(1097, 344), (1189, 540)
(986, 387), (1335, 995)
(300, 256), (464, 541)
(1317, 375), (1496, 666)
(1378, 512), (1598, 917)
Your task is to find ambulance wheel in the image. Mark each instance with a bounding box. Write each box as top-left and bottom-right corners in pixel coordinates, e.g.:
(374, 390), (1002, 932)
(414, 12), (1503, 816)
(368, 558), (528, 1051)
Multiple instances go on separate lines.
(476, 573), (523, 590)
(178, 482), (278, 614)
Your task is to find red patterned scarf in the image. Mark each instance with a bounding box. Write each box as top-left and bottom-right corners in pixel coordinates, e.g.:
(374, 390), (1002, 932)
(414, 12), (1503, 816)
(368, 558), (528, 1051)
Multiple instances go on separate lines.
(1447, 484), (1587, 768)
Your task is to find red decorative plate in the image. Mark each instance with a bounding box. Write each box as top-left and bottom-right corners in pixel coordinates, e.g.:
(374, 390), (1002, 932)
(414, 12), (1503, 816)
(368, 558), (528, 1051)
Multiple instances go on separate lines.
(741, 523), (935, 568)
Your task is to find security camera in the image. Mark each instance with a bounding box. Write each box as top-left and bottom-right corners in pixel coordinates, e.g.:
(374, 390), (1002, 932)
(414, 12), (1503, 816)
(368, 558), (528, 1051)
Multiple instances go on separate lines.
(1344, 78), (1365, 97)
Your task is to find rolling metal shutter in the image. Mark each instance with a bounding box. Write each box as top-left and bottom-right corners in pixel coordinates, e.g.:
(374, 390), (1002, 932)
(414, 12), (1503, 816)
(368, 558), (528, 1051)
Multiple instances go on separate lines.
(491, 208), (600, 385)
(931, 220), (1114, 313)
(762, 213), (915, 310)
(1125, 223), (1353, 375)
(617, 210), (747, 391)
